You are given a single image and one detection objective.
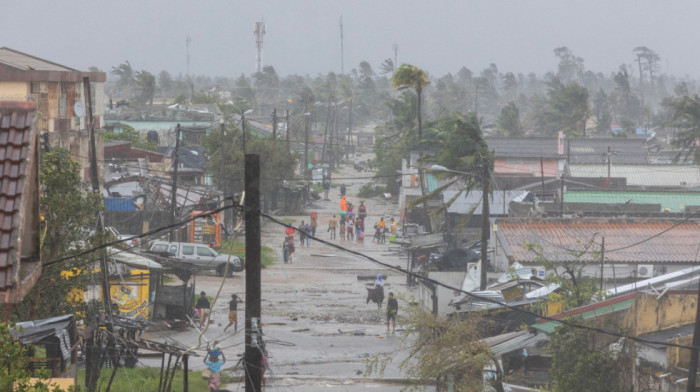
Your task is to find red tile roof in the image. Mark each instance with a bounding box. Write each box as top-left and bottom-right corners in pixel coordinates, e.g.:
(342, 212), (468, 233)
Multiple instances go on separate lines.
(0, 101), (36, 291)
(496, 218), (700, 264)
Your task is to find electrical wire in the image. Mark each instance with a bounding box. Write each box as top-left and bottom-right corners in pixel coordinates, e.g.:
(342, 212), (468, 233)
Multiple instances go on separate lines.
(258, 210), (700, 350)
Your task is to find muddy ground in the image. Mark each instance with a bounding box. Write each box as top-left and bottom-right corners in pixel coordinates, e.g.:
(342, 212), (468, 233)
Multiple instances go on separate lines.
(143, 156), (435, 391)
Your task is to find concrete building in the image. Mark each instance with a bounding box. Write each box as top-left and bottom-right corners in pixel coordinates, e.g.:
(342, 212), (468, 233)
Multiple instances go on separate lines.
(0, 47), (106, 181)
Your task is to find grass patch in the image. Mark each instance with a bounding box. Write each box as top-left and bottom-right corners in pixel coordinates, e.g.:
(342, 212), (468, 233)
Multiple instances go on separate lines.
(220, 240), (276, 268)
(277, 217), (295, 225)
(75, 367), (210, 392)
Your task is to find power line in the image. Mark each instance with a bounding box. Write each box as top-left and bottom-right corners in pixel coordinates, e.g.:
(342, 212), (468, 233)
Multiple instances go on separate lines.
(258, 210), (700, 350)
(44, 202), (700, 349)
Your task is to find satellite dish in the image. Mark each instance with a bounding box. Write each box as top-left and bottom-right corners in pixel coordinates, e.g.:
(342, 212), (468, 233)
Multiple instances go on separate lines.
(73, 102), (86, 117)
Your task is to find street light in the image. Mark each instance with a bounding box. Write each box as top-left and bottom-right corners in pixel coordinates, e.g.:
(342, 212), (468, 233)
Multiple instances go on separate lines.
(423, 163), (491, 290)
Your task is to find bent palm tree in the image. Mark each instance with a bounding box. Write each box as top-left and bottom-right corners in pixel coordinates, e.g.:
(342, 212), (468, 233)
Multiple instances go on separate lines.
(392, 64), (430, 140)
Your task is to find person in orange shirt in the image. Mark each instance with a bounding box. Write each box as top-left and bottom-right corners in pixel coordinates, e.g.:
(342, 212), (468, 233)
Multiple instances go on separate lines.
(340, 195), (347, 212)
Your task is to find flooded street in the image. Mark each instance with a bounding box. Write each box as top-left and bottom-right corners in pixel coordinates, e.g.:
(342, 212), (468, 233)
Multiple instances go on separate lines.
(144, 156), (434, 391)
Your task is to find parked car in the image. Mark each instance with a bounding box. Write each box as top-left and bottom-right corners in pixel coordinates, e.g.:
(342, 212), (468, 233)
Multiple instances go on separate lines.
(147, 240), (244, 276)
(106, 226), (140, 248)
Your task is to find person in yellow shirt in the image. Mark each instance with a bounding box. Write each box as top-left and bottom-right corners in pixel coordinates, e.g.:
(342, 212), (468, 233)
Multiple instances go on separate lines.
(377, 217), (386, 229)
(390, 218), (397, 236)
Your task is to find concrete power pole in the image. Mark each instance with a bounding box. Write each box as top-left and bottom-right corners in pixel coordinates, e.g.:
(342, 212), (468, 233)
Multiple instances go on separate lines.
(244, 154), (262, 392)
(254, 20), (266, 73)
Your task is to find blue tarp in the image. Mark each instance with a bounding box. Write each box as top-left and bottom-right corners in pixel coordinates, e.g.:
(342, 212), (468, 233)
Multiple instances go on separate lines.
(105, 197), (137, 211)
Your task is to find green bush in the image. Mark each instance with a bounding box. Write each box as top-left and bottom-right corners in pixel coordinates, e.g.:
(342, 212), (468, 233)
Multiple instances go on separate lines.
(357, 182), (385, 198)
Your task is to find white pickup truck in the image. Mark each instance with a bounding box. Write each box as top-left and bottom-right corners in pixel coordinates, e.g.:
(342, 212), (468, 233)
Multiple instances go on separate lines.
(147, 240), (244, 277)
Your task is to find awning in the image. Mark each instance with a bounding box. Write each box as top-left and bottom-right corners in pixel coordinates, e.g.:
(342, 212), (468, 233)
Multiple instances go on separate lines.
(11, 314), (74, 361)
(107, 247), (164, 270)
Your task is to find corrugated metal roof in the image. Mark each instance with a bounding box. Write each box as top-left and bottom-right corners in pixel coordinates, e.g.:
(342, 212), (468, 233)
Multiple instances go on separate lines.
(497, 218), (700, 264)
(444, 190), (529, 215)
(486, 137), (561, 158)
(0, 101), (36, 290)
(564, 191), (700, 212)
(568, 164), (700, 187)
(0, 47), (76, 72)
(567, 138), (648, 164)
(531, 298), (636, 333)
(637, 323), (694, 349)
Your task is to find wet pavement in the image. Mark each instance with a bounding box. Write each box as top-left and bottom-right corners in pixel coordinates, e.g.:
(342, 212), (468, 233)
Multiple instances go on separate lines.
(142, 155), (435, 391)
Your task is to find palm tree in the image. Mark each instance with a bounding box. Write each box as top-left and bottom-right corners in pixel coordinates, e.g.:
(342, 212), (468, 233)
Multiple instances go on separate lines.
(111, 61), (134, 97)
(392, 64), (430, 140)
(135, 70), (156, 105)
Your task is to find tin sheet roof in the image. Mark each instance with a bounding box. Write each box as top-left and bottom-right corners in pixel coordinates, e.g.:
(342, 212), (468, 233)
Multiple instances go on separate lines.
(496, 218), (700, 264)
(568, 164), (700, 187)
(0, 47), (76, 72)
(564, 191), (700, 212)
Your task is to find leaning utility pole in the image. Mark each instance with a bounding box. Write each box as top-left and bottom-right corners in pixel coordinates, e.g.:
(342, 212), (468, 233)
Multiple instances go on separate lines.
(285, 110), (290, 151)
(244, 154), (262, 392)
(169, 124), (181, 241)
(271, 108), (277, 141)
(480, 161), (491, 290)
(85, 75), (115, 392)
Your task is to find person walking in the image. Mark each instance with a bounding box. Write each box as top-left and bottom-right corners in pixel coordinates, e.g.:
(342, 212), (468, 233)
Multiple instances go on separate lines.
(203, 344), (226, 392)
(386, 292), (398, 333)
(390, 218), (397, 236)
(195, 291), (211, 329)
(358, 200), (367, 221)
(339, 214), (346, 241)
(328, 214), (338, 240)
(346, 217), (354, 241)
(340, 184), (346, 197)
(223, 294), (241, 333)
(310, 212), (318, 240)
(355, 217), (364, 242)
(323, 178), (331, 200)
(340, 195), (347, 212)
(304, 221), (312, 247)
(298, 220), (306, 247)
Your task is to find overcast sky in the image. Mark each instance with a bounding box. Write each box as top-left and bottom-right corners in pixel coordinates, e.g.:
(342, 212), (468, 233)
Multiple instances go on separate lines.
(3, 0), (700, 79)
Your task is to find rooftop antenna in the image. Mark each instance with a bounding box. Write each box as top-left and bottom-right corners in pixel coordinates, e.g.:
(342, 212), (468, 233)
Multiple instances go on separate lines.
(339, 16), (344, 74)
(186, 35), (191, 75)
(254, 20), (266, 73)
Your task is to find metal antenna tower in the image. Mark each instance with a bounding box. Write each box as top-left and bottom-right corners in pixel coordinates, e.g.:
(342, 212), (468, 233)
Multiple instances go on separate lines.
(339, 16), (344, 74)
(254, 20), (266, 73)
(186, 35), (191, 75)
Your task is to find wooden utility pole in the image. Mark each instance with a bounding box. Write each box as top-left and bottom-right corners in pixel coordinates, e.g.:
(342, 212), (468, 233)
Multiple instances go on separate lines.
(271, 108), (277, 141)
(169, 124), (181, 241)
(321, 98), (333, 164)
(244, 154), (262, 392)
(560, 174), (565, 218)
(599, 236), (605, 291)
(85, 76), (115, 392)
(539, 157), (545, 197)
(304, 113), (310, 176)
(480, 162), (491, 290)
(285, 110), (290, 151)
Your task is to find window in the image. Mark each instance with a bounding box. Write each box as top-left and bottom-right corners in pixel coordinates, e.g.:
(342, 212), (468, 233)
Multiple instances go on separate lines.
(152, 244), (168, 253)
(182, 246), (194, 256)
(30, 82), (41, 94)
(197, 247), (214, 257)
(169, 245), (177, 254)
